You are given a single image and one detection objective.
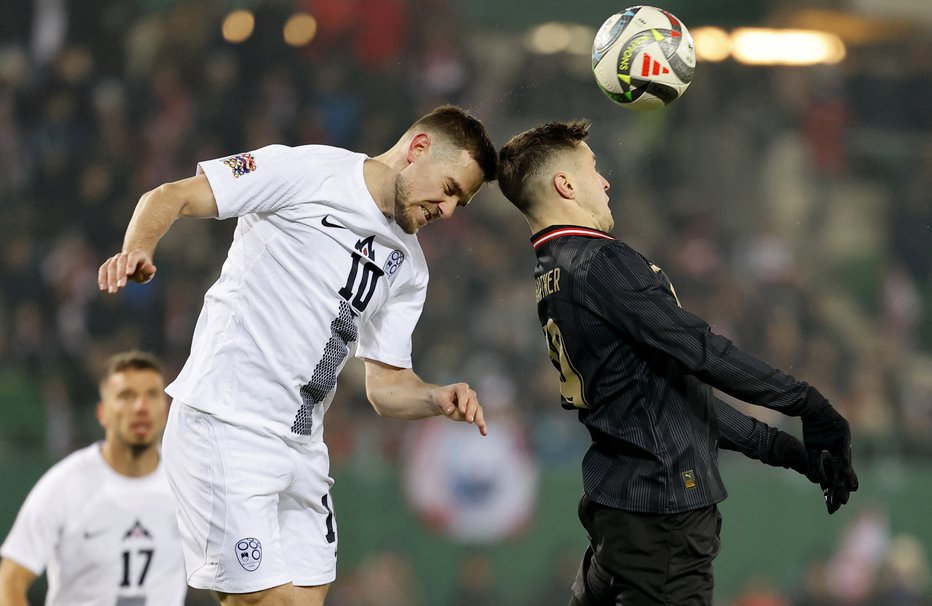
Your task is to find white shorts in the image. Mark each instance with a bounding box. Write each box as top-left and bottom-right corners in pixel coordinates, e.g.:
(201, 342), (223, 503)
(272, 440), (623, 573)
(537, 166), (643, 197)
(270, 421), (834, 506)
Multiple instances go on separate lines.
(162, 402), (338, 594)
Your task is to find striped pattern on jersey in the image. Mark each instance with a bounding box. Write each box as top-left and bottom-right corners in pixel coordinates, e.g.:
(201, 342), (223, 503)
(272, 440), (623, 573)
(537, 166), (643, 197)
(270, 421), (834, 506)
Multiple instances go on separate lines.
(531, 225), (811, 514)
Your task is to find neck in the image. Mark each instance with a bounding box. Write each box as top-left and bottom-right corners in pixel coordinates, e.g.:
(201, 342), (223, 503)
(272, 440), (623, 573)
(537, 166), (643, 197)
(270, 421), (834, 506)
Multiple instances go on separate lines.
(526, 207), (603, 235)
(366, 141), (409, 218)
(362, 161), (396, 217)
(100, 439), (159, 477)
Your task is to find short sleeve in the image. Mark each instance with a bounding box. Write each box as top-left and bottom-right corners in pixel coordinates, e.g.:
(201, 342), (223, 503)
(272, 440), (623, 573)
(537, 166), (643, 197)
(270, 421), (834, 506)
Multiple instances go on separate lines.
(197, 145), (323, 219)
(0, 468), (67, 575)
(355, 276), (427, 369)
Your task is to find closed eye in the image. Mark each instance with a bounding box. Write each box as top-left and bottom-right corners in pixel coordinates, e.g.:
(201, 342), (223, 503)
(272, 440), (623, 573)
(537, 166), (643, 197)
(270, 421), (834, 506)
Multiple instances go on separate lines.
(445, 179), (469, 207)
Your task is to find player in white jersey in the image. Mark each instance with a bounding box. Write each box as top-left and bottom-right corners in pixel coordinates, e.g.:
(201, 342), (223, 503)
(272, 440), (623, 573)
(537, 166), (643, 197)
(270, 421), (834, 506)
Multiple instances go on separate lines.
(97, 106), (498, 605)
(0, 351), (186, 606)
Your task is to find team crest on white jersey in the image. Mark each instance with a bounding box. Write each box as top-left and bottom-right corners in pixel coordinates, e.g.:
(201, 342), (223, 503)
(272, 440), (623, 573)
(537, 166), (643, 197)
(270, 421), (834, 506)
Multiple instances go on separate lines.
(383, 250), (405, 276)
(221, 153), (257, 178)
(122, 520), (152, 540)
(355, 236), (376, 261)
(235, 537), (262, 571)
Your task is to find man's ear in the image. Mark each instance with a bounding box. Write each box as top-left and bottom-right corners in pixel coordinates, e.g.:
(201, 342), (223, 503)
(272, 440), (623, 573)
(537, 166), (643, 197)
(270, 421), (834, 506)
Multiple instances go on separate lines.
(553, 172), (576, 200)
(406, 133), (431, 163)
(96, 400), (107, 429)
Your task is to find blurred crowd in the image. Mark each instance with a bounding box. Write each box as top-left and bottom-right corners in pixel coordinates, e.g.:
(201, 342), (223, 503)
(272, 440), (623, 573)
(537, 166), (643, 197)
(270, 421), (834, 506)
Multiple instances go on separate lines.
(1, 0), (931, 604)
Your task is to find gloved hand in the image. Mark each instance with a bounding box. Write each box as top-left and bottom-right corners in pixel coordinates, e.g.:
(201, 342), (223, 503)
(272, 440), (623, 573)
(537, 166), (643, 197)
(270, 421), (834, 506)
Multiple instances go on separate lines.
(797, 387), (859, 514)
(765, 429), (858, 514)
(820, 444), (859, 514)
(765, 430), (823, 483)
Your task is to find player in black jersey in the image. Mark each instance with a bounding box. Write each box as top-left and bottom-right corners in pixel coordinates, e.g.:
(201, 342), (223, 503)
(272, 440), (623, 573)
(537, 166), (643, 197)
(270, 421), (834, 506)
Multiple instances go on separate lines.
(498, 120), (858, 606)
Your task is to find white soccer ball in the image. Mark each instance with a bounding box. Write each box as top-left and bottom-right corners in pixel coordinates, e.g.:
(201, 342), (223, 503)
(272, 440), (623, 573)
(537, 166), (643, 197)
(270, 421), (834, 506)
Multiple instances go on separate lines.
(592, 5), (696, 111)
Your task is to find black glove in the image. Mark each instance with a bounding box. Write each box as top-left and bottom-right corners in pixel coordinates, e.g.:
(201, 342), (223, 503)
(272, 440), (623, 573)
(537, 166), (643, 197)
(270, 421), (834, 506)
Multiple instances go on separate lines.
(797, 387), (859, 513)
(820, 443), (859, 514)
(764, 429), (825, 484)
(765, 429), (858, 514)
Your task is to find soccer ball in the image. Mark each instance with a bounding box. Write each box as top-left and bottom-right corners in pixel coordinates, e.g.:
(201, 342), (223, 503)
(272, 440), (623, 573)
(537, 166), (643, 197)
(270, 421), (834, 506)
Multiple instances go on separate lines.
(592, 6), (696, 110)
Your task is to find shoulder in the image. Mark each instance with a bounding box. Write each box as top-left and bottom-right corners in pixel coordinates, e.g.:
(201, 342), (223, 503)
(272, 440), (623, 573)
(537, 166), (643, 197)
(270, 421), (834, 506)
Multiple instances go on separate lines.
(292, 144), (365, 167)
(39, 444), (103, 485)
(587, 240), (658, 289)
(16, 445), (101, 518)
(222, 144), (362, 175)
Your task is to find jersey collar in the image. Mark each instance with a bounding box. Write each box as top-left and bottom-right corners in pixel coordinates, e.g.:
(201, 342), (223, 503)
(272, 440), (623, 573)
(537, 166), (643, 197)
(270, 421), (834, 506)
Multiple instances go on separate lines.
(530, 225), (615, 249)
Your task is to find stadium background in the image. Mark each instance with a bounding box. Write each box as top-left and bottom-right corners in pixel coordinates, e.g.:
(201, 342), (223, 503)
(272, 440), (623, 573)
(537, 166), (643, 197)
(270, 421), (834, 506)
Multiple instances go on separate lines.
(1, 0), (931, 604)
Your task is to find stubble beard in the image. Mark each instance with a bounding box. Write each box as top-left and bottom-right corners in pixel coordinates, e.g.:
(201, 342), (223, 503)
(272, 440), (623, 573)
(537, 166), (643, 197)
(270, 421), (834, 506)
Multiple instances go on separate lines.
(392, 175), (419, 234)
(129, 442), (151, 457)
(117, 432), (157, 458)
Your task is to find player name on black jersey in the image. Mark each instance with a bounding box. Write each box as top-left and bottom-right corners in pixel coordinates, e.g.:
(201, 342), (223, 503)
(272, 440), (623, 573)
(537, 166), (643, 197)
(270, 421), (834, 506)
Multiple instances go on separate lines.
(535, 267), (561, 302)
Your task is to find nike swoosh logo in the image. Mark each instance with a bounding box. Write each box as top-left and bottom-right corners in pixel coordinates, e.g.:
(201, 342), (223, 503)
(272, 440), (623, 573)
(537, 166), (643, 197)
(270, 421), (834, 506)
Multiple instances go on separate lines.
(84, 529), (108, 540)
(321, 215), (347, 229)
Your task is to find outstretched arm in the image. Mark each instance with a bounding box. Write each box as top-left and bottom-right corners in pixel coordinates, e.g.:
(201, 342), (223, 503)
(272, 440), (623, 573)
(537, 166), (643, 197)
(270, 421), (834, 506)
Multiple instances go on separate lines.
(363, 359), (488, 436)
(98, 174), (219, 293)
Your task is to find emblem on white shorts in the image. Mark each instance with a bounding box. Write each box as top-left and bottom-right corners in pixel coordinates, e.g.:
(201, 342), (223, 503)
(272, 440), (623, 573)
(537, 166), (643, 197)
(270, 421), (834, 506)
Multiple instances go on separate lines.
(235, 537), (262, 571)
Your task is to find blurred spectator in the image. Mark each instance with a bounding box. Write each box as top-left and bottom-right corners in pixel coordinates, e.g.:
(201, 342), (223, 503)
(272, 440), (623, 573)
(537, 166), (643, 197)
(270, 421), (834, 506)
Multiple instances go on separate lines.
(327, 550), (425, 606)
(826, 506), (891, 604)
(446, 550), (500, 606)
(731, 575), (790, 606)
(1, 1), (931, 604)
(402, 370), (537, 543)
(868, 534), (932, 606)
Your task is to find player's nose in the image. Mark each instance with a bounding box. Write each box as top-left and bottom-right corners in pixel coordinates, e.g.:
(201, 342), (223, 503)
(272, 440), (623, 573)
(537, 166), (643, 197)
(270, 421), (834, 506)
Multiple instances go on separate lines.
(132, 396), (152, 413)
(437, 199), (458, 219)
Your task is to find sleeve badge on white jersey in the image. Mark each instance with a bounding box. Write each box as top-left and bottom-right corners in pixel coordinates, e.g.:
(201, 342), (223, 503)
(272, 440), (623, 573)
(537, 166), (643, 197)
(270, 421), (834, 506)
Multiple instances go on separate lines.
(221, 153), (257, 178)
(383, 250), (405, 276)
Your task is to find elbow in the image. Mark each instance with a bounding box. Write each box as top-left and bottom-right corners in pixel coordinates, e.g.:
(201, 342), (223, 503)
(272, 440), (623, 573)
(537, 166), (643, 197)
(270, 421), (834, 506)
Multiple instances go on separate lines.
(369, 400), (388, 417)
(366, 390), (390, 418)
(152, 182), (187, 214)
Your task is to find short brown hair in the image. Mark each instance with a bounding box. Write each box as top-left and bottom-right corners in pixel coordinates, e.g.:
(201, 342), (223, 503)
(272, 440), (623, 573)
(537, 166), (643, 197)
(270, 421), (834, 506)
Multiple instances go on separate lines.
(99, 351), (164, 391)
(498, 120), (592, 213)
(409, 105), (498, 182)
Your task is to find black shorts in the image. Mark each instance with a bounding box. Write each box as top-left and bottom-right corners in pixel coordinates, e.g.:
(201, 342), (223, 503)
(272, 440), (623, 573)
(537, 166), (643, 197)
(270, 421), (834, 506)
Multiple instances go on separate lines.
(570, 495), (722, 606)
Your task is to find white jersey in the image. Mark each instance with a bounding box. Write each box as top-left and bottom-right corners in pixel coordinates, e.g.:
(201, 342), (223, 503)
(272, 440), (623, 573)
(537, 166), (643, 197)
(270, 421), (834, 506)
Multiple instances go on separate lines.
(165, 145), (428, 442)
(0, 444), (186, 606)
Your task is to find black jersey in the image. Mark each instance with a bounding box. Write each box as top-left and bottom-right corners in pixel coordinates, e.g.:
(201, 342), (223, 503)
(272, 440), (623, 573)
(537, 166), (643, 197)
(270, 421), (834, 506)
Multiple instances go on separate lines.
(531, 225), (812, 514)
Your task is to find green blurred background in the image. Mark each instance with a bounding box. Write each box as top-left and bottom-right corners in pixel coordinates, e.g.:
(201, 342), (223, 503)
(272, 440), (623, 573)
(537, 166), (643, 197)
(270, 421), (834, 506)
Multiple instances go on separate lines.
(2, 0), (932, 604)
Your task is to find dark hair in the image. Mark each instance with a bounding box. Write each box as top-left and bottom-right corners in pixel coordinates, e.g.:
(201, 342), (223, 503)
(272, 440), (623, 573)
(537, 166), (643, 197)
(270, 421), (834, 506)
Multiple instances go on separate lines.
(409, 105), (498, 182)
(99, 350), (164, 390)
(497, 120), (592, 213)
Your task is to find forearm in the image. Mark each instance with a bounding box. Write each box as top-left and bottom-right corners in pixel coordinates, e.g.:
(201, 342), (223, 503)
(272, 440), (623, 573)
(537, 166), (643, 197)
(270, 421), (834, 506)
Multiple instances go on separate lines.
(366, 367), (441, 420)
(363, 359), (486, 434)
(714, 396), (811, 476)
(0, 587), (29, 606)
(0, 559), (36, 606)
(713, 396), (773, 461)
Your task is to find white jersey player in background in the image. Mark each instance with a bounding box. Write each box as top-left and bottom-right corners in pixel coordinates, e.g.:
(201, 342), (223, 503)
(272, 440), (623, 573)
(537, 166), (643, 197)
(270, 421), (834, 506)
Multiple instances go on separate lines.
(0, 351), (186, 606)
(97, 105), (499, 606)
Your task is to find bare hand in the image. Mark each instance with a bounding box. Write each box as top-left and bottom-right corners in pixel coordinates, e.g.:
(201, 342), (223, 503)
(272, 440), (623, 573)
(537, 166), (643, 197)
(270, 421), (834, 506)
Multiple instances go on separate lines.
(432, 382), (487, 436)
(98, 250), (157, 293)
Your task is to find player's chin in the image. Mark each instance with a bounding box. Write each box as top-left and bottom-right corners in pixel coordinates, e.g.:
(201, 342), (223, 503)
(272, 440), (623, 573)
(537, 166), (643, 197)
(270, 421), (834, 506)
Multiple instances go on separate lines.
(396, 215), (421, 234)
(125, 432), (157, 447)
